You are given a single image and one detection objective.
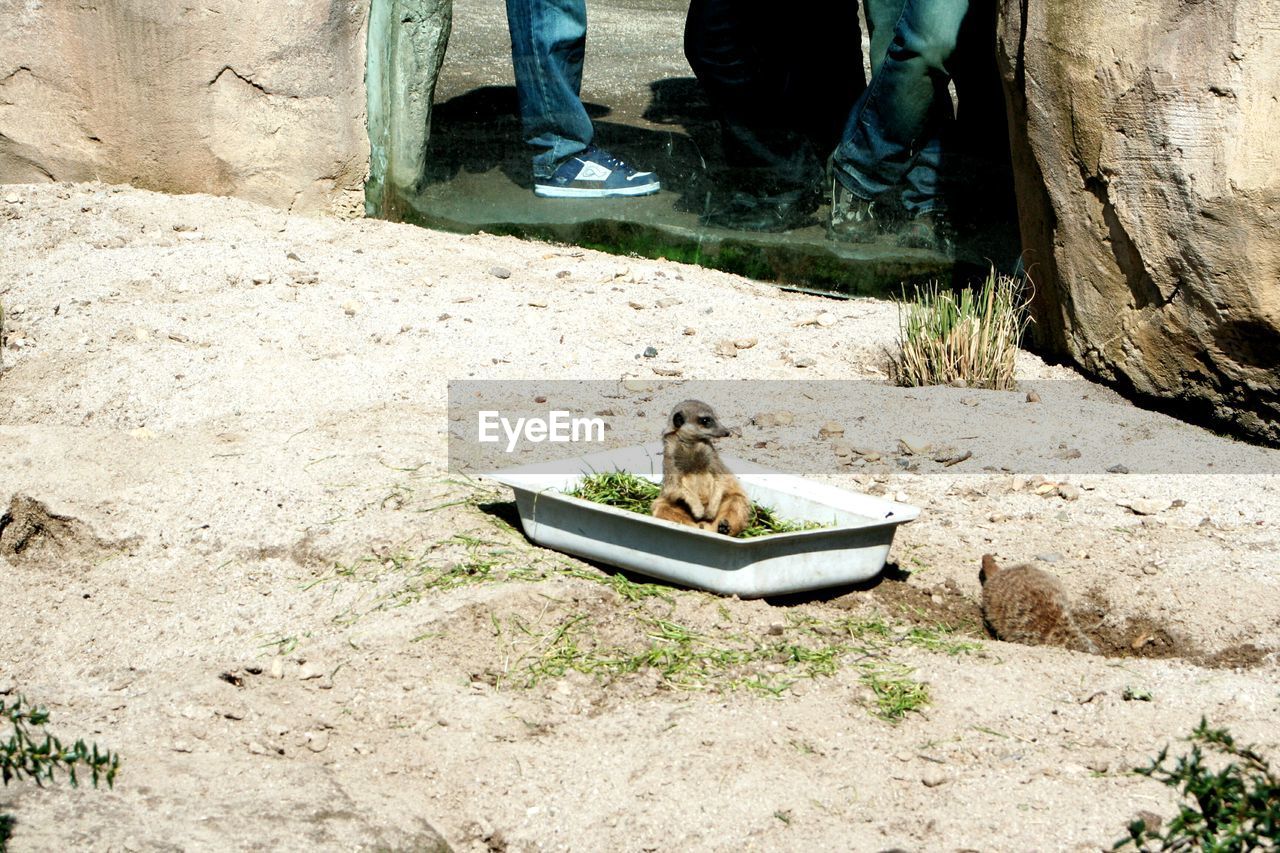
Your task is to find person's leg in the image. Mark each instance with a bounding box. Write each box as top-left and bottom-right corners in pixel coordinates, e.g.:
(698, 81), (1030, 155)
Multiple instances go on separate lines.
(831, 0), (968, 202)
(684, 0), (865, 229)
(864, 0), (903, 76)
(684, 0), (822, 225)
(898, 95), (952, 215)
(506, 0), (659, 197)
(506, 0), (593, 178)
(780, 0), (864, 155)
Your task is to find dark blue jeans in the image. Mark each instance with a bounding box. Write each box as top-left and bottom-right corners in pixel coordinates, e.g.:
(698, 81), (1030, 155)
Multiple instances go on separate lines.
(505, 0), (594, 177)
(831, 0), (968, 214)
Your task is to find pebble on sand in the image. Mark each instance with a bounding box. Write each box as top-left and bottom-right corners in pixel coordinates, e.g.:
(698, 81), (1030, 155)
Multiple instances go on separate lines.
(299, 662), (325, 681)
(795, 312), (837, 328)
(1118, 499), (1167, 516)
(921, 768), (949, 787)
(818, 422), (845, 438)
(752, 411), (795, 428)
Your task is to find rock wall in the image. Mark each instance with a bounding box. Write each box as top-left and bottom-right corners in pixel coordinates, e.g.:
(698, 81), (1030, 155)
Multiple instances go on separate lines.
(997, 0), (1280, 444)
(0, 1), (372, 214)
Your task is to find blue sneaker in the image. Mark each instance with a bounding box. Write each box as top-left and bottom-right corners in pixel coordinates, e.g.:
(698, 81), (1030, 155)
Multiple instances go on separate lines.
(533, 147), (661, 198)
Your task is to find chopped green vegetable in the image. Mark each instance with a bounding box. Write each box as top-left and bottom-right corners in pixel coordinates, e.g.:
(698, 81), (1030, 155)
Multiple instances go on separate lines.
(565, 471), (831, 538)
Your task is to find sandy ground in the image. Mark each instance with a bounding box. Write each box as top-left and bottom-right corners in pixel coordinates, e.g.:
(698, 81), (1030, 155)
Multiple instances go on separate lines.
(1, 183), (1278, 852)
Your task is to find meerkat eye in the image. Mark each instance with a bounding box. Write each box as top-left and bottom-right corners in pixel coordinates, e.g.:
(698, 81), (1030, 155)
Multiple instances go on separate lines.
(698, 416), (712, 427)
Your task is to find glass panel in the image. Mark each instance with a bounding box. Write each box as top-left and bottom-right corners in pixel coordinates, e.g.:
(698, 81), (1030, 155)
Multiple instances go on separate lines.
(372, 0), (1018, 297)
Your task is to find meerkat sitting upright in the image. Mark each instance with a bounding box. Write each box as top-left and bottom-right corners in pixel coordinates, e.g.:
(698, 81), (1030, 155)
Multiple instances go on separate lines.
(651, 400), (752, 536)
(979, 554), (1098, 654)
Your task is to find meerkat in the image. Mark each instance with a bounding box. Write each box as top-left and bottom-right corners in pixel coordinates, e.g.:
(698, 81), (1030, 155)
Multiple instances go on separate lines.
(979, 554), (1098, 654)
(651, 400), (752, 536)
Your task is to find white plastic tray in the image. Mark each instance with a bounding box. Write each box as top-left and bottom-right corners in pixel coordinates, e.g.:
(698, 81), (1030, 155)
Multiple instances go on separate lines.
(486, 443), (919, 598)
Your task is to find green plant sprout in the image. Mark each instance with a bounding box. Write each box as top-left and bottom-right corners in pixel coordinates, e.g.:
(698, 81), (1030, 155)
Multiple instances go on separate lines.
(1114, 718), (1278, 851)
(2, 696), (119, 789)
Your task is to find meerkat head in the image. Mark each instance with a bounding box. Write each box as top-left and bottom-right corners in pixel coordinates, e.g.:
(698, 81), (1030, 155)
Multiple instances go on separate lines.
(979, 553), (1001, 585)
(666, 399), (731, 442)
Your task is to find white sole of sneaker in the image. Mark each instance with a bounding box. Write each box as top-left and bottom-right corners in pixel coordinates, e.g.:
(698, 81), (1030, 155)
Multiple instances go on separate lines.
(533, 182), (661, 199)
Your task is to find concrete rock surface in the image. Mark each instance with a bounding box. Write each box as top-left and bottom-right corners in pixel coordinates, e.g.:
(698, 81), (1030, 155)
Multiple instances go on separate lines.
(0, 0), (374, 214)
(997, 0), (1280, 444)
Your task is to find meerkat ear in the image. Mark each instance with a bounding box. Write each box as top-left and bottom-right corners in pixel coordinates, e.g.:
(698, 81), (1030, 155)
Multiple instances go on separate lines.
(672, 412), (685, 428)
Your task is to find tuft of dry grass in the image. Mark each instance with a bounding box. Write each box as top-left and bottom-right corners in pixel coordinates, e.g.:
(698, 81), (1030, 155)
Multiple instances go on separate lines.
(891, 268), (1030, 391)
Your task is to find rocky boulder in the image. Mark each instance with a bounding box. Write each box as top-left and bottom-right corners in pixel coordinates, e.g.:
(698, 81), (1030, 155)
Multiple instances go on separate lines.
(0, 1), (374, 214)
(997, 0), (1280, 444)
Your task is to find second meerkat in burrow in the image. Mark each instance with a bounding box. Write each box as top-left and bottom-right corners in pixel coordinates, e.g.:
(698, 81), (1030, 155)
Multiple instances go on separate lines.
(651, 400), (751, 536)
(979, 554), (1098, 654)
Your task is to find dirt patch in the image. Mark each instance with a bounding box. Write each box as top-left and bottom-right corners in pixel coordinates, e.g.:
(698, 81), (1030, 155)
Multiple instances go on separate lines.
(835, 571), (986, 635)
(840, 577), (1273, 670)
(0, 494), (118, 569)
(1071, 589), (1272, 669)
(1198, 643), (1272, 669)
(1073, 591), (1184, 661)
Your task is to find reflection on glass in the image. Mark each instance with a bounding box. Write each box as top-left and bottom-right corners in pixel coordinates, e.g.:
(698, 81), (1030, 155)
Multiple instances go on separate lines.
(376, 0), (1018, 297)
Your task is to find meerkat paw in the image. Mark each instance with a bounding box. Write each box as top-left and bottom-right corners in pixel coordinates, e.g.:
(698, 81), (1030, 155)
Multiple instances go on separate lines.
(713, 493), (751, 537)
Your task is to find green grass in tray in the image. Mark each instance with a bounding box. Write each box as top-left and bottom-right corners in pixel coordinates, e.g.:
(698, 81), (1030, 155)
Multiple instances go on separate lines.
(565, 471), (659, 515)
(565, 471), (831, 538)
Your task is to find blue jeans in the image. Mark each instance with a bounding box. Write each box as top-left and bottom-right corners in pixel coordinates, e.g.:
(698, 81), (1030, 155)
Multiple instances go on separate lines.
(506, 0), (594, 177)
(831, 0), (968, 214)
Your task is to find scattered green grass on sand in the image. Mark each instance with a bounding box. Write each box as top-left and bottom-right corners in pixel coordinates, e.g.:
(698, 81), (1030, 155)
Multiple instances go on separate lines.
(565, 471), (832, 538)
(298, 480), (975, 721)
(496, 610), (975, 720)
